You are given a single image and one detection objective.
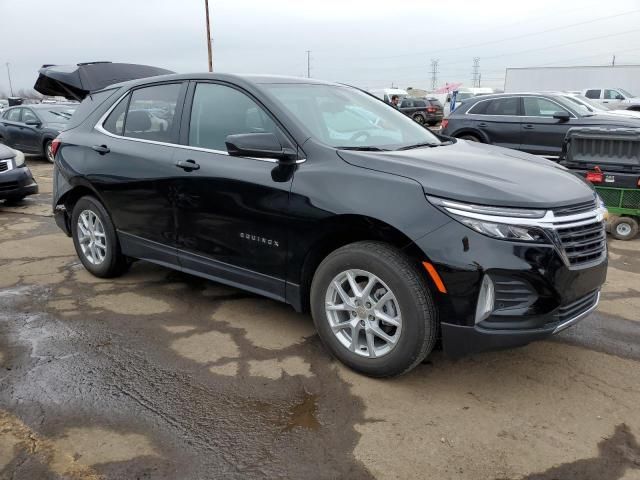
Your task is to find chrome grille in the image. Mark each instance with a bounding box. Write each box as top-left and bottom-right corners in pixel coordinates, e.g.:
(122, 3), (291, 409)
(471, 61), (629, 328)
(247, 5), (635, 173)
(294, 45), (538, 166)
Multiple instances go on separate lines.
(552, 209), (606, 268)
(0, 160), (10, 173)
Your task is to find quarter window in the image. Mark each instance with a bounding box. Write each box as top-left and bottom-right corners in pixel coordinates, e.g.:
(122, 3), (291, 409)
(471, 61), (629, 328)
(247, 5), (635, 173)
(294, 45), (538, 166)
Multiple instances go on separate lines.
(523, 97), (568, 117)
(188, 83), (279, 151)
(584, 89), (601, 99)
(103, 95), (129, 135)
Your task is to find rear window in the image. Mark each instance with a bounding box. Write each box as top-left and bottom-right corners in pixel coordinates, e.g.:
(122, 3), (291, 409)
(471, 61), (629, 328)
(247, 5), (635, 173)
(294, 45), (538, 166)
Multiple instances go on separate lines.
(584, 89), (601, 99)
(66, 89), (118, 130)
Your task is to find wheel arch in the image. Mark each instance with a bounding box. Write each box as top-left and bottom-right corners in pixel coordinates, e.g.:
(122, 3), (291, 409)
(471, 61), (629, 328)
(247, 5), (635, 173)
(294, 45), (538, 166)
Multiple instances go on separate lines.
(293, 214), (432, 313)
(451, 128), (488, 143)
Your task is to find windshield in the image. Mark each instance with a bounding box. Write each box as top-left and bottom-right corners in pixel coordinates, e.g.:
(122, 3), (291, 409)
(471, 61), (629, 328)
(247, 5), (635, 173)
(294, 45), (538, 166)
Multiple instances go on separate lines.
(619, 88), (634, 97)
(37, 107), (76, 123)
(264, 84), (441, 149)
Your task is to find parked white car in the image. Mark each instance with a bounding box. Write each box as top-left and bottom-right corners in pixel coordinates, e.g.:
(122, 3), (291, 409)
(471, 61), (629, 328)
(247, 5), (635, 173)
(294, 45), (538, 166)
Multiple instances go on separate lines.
(563, 93), (640, 119)
(581, 88), (640, 111)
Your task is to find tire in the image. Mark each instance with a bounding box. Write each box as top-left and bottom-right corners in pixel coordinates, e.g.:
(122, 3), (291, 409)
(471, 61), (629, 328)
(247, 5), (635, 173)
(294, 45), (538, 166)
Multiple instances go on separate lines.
(412, 114), (425, 125)
(310, 241), (437, 377)
(459, 134), (481, 142)
(43, 139), (54, 163)
(4, 196), (26, 204)
(610, 216), (639, 241)
(71, 196), (129, 278)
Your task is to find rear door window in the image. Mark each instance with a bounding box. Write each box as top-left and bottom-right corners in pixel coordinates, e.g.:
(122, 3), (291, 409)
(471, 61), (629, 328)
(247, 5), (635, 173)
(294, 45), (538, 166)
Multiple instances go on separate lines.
(474, 98), (520, 116)
(188, 83), (279, 152)
(123, 83), (182, 142)
(584, 89), (601, 99)
(414, 100), (426, 108)
(400, 100), (413, 108)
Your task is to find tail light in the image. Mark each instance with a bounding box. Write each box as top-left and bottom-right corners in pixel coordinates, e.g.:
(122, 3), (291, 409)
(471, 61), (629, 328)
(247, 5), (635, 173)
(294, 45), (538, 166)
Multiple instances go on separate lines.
(427, 107), (436, 113)
(51, 138), (61, 159)
(585, 166), (603, 183)
(441, 119), (449, 129)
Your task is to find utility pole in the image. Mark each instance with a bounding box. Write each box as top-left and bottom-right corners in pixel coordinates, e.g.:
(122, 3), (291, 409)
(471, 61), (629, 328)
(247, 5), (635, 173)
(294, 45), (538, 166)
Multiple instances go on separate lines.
(471, 57), (480, 88)
(306, 50), (311, 78)
(5, 63), (14, 97)
(430, 59), (439, 91)
(612, 55), (616, 66)
(204, 0), (213, 72)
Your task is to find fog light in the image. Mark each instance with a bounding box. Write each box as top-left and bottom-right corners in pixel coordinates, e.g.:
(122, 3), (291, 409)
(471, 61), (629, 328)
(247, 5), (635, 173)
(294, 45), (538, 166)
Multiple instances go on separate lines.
(475, 275), (495, 324)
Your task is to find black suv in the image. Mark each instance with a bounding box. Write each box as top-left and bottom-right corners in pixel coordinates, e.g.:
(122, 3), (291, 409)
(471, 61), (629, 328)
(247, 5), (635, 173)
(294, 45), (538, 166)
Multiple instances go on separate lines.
(399, 97), (443, 126)
(48, 70), (607, 377)
(441, 92), (640, 158)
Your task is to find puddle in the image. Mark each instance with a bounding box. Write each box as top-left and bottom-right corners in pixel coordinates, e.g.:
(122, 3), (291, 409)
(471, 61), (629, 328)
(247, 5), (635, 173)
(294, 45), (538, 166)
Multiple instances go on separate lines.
(285, 392), (321, 432)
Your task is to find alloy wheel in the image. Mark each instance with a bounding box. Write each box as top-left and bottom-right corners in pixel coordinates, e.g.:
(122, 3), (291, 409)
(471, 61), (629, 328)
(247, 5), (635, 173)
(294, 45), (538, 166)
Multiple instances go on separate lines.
(77, 210), (108, 265)
(325, 269), (402, 358)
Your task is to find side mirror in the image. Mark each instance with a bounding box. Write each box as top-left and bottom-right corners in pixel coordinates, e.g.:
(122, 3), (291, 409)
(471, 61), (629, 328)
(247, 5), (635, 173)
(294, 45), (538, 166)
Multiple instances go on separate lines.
(225, 133), (297, 164)
(553, 111), (571, 122)
(25, 119), (41, 126)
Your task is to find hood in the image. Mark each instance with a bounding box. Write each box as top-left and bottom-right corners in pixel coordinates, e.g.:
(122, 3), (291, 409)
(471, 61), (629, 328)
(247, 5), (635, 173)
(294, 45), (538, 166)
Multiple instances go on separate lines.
(34, 62), (174, 101)
(585, 113), (640, 126)
(338, 140), (595, 209)
(0, 143), (16, 161)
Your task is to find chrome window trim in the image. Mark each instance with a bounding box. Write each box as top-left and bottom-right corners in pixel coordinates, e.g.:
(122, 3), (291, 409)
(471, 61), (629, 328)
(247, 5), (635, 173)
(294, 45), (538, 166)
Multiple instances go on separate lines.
(464, 95), (577, 119)
(94, 89), (306, 164)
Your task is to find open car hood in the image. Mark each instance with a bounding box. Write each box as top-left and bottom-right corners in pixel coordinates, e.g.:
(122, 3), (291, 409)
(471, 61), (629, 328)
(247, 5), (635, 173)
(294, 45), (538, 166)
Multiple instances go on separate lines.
(34, 62), (174, 101)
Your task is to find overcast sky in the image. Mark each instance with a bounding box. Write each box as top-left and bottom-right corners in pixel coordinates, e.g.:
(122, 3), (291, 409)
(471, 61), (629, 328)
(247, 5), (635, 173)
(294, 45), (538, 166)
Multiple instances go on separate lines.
(2, 0), (640, 94)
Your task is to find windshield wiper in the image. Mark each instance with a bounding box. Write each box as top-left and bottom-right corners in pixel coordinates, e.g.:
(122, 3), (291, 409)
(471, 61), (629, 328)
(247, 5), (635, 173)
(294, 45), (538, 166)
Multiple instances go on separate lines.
(336, 146), (389, 151)
(396, 141), (450, 151)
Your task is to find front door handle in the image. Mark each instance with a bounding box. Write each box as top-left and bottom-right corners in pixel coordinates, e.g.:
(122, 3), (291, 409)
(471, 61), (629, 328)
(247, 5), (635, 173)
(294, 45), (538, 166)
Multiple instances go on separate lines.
(92, 144), (110, 154)
(477, 122), (488, 127)
(523, 124), (535, 130)
(176, 159), (200, 171)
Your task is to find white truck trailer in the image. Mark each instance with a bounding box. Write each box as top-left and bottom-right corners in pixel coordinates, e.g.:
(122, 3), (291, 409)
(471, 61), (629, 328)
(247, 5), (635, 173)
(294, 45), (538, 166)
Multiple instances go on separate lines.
(504, 65), (640, 95)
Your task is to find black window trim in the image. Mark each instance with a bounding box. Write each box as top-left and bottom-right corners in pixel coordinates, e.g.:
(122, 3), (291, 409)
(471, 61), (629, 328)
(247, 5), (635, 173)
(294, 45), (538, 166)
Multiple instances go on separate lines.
(95, 80), (305, 164)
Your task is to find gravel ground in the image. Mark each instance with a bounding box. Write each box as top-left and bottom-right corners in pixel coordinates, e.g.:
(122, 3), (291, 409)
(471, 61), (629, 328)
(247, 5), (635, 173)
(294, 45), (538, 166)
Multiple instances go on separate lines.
(1, 158), (639, 480)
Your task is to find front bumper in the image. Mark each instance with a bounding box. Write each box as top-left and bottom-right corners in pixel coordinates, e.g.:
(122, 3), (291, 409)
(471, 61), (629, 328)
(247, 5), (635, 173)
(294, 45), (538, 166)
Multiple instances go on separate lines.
(0, 166), (38, 200)
(415, 221), (607, 358)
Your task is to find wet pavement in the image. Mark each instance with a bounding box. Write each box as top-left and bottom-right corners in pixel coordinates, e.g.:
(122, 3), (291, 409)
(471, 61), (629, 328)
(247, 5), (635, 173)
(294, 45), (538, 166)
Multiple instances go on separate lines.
(1, 158), (640, 480)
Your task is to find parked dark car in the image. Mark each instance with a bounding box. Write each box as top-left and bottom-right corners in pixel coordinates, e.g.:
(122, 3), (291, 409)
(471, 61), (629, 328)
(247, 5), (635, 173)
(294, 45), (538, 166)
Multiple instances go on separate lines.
(441, 92), (640, 158)
(0, 104), (76, 162)
(0, 144), (38, 202)
(47, 70), (607, 377)
(399, 97), (443, 126)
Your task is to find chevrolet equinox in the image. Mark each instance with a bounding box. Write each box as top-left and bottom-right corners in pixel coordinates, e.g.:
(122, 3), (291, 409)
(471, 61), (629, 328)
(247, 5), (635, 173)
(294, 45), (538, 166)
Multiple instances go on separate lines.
(49, 72), (607, 377)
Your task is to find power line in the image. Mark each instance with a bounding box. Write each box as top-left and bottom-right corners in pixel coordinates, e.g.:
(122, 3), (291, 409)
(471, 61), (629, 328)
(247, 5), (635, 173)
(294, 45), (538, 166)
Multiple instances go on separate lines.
(324, 8), (640, 62)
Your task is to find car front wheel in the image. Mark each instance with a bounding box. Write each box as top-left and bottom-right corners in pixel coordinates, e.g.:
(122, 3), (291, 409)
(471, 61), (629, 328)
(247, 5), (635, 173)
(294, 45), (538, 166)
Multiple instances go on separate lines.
(311, 241), (437, 377)
(71, 196), (129, 278)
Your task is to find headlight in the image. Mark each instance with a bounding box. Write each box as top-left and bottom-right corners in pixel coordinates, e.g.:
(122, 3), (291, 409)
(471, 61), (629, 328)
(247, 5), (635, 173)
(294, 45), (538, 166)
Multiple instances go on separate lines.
(12, 149), (25, 167)
(428, 196), (548, 242)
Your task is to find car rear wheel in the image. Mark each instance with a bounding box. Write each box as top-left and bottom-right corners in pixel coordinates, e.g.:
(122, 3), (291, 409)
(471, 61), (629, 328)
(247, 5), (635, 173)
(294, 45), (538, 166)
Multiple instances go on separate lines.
(459, 134), (481, 142)
(412, 114), (425, 125)
(610, 216), (639, 241)
(310, 241), (437, 377)
(71, 196), (129, 277)
(44, 139), (54, 163)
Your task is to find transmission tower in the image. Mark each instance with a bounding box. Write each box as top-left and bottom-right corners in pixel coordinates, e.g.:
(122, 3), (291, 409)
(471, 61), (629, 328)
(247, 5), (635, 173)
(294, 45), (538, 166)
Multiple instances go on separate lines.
(471, 58), (480, 87)
(430, 59), (439, 91)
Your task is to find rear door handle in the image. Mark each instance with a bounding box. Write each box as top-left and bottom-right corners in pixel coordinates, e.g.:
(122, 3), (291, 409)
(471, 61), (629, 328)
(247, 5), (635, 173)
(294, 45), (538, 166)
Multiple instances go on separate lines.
(176, 159), (200, 171)
(523, 124), (535, 130)
(92, 144), (110, 154)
